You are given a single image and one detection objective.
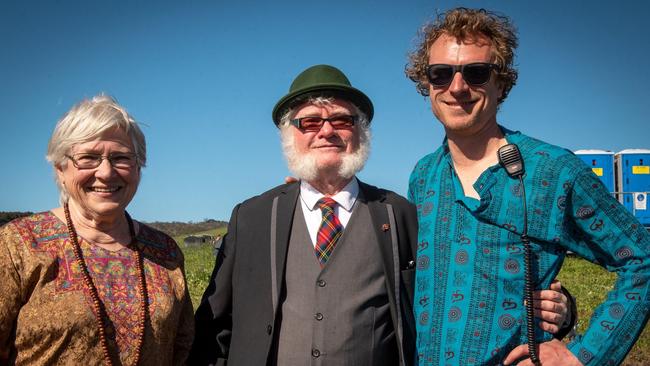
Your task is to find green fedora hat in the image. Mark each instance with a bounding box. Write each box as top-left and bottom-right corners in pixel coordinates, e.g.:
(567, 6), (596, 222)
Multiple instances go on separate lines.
(272, 64), (374, 126)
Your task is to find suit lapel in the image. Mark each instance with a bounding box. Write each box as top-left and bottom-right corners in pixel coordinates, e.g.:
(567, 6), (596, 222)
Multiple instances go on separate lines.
(271, 183), (300, 318)
(359, 182), (397, 286)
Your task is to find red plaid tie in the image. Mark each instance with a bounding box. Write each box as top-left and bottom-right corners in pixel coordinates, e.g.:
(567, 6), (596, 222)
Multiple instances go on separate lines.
(315, 197), (343, 267)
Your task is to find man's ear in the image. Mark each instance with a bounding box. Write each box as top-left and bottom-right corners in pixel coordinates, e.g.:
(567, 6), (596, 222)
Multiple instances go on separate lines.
(497, 80), (506, 101)
(497, 83), (506, 101)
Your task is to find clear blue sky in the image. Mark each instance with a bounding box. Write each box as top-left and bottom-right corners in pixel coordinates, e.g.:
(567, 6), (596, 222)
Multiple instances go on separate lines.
(1, 0), (648, 222)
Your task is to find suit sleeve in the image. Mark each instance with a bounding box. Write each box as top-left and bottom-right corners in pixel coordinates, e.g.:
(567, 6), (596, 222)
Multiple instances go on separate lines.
(396, 198), (418, 304)
(189, 204), (240, 365)
(393, 196), (419, 366)
(563, 169), (650, 365)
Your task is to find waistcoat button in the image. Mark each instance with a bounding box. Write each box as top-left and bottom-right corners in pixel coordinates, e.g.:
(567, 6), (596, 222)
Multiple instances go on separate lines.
(317, 279), (326, 287)
(315, 313), (323, 321)
(311, 349), (321, 358)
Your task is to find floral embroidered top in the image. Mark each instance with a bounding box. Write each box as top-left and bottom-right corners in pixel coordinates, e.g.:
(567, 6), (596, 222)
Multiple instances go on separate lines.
(409, 128), (650, 365)
(0, 212), (194, 365)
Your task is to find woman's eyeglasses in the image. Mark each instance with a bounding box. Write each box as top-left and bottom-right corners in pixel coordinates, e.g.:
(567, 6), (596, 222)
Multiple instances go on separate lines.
(66, 152), (138, 169)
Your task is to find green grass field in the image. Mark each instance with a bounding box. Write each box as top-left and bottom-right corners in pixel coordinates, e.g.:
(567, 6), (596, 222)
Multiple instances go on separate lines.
(181, 238), (649, 365)
(557, 256), (649, 365)
(177, 228), (226, 307)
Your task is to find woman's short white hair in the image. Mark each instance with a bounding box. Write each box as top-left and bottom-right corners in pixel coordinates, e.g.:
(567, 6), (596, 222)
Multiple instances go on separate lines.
(46, 94), (146, 203)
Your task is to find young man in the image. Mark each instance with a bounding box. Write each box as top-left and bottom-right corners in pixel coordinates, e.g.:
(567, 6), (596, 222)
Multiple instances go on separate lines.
(406, 7), (650, 365)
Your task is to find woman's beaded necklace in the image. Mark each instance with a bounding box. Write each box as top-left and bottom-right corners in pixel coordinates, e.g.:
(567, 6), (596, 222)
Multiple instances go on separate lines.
(63, 203), (149, 366)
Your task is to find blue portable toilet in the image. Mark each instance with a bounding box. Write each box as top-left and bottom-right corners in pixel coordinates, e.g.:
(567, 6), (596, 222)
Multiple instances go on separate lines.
(615, 149), (650, 227)
(575, 149), (615, 193)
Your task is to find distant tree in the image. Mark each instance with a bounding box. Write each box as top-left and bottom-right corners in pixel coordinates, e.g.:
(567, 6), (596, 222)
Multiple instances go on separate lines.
(144, 218), (227, 237)
(0, 211), (34, 226)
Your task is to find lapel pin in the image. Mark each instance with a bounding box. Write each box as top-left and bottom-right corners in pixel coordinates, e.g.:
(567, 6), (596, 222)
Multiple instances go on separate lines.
(382, 223), (390, 231)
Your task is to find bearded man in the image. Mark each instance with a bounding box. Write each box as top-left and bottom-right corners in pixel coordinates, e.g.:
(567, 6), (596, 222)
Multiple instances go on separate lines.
(190, 64), (419, 366)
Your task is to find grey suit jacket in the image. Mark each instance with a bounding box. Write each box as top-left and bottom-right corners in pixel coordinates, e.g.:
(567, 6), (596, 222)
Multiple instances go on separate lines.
(189, 180), (418, 366)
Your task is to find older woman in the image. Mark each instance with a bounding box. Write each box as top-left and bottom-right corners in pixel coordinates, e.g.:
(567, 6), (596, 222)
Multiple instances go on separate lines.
(0, 95), (193, 365)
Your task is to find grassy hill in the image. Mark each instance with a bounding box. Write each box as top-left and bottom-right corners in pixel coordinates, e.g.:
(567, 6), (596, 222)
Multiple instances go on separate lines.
(0, 211), (227, 234)
(0, 211), (33, 226)
(175, 227), (227, 306)
(145, 219), (227, 237)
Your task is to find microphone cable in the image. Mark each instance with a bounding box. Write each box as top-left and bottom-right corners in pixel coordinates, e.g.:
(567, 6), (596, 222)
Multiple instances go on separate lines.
(497, 144), (540, 366)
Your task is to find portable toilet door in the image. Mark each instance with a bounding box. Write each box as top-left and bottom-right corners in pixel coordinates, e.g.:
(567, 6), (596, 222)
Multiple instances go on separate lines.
(575, 149), (615, 193)
(615, 149), (650, 226)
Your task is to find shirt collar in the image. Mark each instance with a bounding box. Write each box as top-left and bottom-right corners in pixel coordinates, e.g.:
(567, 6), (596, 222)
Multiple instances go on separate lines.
(300, 177), (359, 213)
(441, 125), (522, 211)
(441, 124), (520, 142)
(440, 124), (522, 161)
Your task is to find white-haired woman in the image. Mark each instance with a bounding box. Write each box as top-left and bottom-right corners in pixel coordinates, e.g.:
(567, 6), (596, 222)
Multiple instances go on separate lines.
(0, 95), (193, 365)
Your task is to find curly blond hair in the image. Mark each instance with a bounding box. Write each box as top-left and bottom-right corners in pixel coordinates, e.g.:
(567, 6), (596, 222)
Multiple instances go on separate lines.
(405, 7), (518, 104)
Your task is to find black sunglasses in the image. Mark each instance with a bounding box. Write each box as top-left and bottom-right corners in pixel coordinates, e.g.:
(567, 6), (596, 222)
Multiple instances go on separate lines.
(289, 115), (357, 132)
(426, 63), (500, 87)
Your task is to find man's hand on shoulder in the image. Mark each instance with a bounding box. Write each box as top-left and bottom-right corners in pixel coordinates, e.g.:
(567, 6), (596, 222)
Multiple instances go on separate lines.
(503, 339), (583, 365)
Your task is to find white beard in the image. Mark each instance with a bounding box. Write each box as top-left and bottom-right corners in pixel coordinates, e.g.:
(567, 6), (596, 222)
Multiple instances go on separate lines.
(280, 127), (371, 181)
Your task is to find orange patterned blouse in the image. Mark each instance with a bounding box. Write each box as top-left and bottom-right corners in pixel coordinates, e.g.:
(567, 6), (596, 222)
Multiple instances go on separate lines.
(0, 212), (194, 365)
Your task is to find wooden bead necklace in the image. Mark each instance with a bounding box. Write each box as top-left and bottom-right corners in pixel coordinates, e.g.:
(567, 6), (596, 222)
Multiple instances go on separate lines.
(64, 203), (149, 366)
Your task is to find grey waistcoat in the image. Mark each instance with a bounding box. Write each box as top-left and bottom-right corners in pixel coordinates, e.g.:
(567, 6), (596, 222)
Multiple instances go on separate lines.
(274, 199), (397, 366)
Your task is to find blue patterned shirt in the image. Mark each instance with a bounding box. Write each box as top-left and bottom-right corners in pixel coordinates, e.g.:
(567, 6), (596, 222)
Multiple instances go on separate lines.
(409, 127), (650, 365)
